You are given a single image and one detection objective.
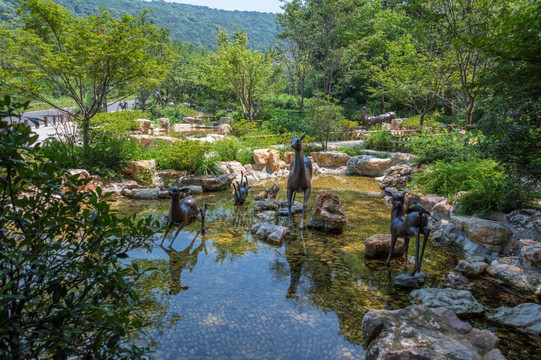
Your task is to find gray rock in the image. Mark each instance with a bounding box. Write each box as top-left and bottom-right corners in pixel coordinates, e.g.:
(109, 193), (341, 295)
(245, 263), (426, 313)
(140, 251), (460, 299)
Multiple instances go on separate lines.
(519, 239), (541, 268)
(452, 216), (512, 252)
(431, 220), (493, 261)
(455, 260), (488, 277)
(445, 270), (473, 290)
(346, 155), (392, 177)
(250, 222), (288, 245)
(379, 165), (411, 189)
(254, 200), (279, 212)
(307, 192), (347, 233)
(254, 210), (276, 222)
(486, 303), (541, 336)
(122, 187), (161, 200)
(276, 200), (303, 216)
(486, 256), (541, 297)
(410, 288), (485, 317)
(362, 305), (504, 360)
(394, 272), (427, 289)
(180, 185), (203, 194)
(364, 234), (404, 259)
(179, 174), (235, 192)
(310, 151), (349, 167)
(505, 208), (541, 235)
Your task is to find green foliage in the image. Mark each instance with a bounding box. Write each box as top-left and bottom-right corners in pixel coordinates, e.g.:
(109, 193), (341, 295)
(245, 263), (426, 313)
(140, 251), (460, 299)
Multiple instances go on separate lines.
(261, 110), (307, 135)
(306, 99), (346, 150)
(409, 131), (483, 165)
(229, 119), (259, 138)
(85, 130), (141, 177)
(366, 130), (399, 151)
(261, 94), (299, 110)
(151, 106), (196, 124)
(91, 110), (148, 135)
(40, 139), (82, 169)
(211, 138), (243, 162)
(401, 114), (440, 129)
(0, 112), (158, 358)
(140, 139), (209, 173)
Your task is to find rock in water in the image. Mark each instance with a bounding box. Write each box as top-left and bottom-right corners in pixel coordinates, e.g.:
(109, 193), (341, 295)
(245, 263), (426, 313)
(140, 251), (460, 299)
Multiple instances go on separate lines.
(486, 303), (541, 336)
(179, 174), (235, 192)
(394, 272), (427, 289)
(250, 222), (289, 245)
(307, 192), (347, 233)
(364, 234), (404, 259)
(362, 305), (505, 360)
(410, 288), (485, 317)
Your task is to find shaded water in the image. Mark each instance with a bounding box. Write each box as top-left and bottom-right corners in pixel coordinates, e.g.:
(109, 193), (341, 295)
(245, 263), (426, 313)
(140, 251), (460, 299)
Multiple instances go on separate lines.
(115, 175), (537, 360)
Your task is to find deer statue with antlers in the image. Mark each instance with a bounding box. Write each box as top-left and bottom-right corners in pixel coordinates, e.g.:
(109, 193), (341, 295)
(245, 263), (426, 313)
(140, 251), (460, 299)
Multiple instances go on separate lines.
(384, 189), (434, 276)
(287, 132), (313, 228)
(233, 172), (252, 205)
(161, 186), (208, 246)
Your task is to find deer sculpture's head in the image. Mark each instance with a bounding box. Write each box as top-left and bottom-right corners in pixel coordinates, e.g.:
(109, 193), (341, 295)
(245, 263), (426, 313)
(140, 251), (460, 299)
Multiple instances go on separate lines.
(291, 132), (306, 151)
(384, 189), (407, 210)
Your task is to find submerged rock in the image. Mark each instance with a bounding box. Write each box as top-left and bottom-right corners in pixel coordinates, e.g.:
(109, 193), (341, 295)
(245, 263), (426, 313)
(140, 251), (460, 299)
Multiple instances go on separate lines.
(486, 303), (541, 336)
(250, 222), (288, 244)
(307, 192), (347, 233)
(364, 234), (404, 259)
(276, 200), (303, 216)
(394, 272), (427, 289)
(410, 288), (485, 317)
(179, 174), (235, 192)
(362, 305), (505, 360)
(254, 200), (279, 212)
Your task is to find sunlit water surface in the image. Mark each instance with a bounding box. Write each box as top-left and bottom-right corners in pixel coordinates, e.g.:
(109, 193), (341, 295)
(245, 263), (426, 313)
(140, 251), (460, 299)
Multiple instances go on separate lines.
(114, 175), (537, 360)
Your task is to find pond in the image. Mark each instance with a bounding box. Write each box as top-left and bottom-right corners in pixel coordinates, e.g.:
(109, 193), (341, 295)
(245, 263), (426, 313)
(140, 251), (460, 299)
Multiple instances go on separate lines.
(115, 175), (537, 360)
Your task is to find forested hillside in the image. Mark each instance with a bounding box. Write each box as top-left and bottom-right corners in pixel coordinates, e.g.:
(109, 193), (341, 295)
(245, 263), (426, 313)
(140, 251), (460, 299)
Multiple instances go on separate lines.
(0, 0), (279, 50)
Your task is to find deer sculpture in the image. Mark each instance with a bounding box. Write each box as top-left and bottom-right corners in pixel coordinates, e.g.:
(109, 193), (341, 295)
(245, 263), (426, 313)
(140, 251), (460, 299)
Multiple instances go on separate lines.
(287, 132), (313, 228)
(384, 189), (433, 276)
(161, 186), (208, 246)
(360, 106), (397, 128)
(156, 90), (166, 108)
(232, 172), (252, 205)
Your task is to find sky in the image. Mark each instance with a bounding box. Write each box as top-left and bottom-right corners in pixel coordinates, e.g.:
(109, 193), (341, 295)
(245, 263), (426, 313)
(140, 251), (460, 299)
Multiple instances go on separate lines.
(163, 0), (285, 13)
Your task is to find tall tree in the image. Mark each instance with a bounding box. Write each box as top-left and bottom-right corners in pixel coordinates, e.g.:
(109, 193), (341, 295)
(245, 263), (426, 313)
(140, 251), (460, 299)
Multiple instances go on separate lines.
(203, 27), (281, 120)
(163, 41), (205, 103)
(0, 0), (172, 153)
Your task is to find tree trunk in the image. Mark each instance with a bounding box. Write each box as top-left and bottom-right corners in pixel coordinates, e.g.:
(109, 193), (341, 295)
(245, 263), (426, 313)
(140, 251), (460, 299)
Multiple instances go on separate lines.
(420, 112), (425, 128)
(380, 95), (385, 114)
(82, 119), (90, 159)
(444, 88), (453, 116)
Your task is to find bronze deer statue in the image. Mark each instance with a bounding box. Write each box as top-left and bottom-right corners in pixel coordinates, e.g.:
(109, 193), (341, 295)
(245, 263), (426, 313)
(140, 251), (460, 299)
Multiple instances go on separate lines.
(233, 172), (252, 205)
(287, 132), (313, 228)
(161, 186), (208, 246)
(384, 189), (431, 276)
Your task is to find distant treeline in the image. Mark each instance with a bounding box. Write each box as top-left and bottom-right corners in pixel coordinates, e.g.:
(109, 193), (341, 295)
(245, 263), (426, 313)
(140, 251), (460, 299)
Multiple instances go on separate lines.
(0, 0), (280, 50)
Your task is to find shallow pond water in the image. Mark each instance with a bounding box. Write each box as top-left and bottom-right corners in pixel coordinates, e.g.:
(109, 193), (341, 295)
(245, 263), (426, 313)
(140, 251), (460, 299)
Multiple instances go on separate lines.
(115, 175), (538, 360)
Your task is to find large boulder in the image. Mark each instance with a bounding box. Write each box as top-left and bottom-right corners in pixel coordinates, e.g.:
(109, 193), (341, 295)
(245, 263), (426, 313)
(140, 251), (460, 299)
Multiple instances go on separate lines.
(123, 160), (156, 183)
(217, 123), (232, 136)
(362, 305), (504, 360)
(486, 303), (541, 336)
(218, 161), (245, 177)
(364, 234), (404, 259)
(253, 148), (281, 173)
(452, 216), (512, 252)
(310, 151), (350, 167)
(254, 200), (279, 212)
(390, 152), (414, 165)
(520, 239), (541, 268)
(122, 187), (168, 200)
(346, 155), (392, 177)
(183, 116), (202, 124)
(284, 151), (295, 164)
(455, 260), (488, 278)
(486, 256), (541, 297)
(156, 117), (170, 130)
(379, 165), (411, 189)
(505, 208), (541, 235)
(410, 288), (485, 317)
(179, 174), (235, 192)
(134, 119), (152, 134)
(307, 192), (347, 233)
(172, 123), (193, 132)
(219, 116), (233, 123)
(250, 222), (289, 245)
(390, 118), (403, 131)
(430, 220), (493, 261)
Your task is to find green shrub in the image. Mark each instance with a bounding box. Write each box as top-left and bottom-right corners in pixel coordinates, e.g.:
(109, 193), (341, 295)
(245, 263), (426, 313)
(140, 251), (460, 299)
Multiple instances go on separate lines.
(401, 114), (440, 129)
(306, 99), (347, 150)
(215, 109), (229, 119)
(229, 119), (259, 138)
(0, 117), (158, 358)
(261, 110), (306, 135)
(414, 159), (501, 198)
(151, 106), (196, 124)
(261, 93), (298, 110)
(212, 138), (243, 162)
(236, 147), (255, 165)
(90, 110), (148, 136)
(140, 139), (209, 173)
(40, 139), (82, 169)
(366, 130), (399, 150)
(409, 130), (483, 164)
(85, 130), (141, 177)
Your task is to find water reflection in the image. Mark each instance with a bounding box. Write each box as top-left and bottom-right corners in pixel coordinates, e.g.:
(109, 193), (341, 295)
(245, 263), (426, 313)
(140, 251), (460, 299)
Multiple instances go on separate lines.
(161, 231), (207, 295)
(285, 231), (307, 299)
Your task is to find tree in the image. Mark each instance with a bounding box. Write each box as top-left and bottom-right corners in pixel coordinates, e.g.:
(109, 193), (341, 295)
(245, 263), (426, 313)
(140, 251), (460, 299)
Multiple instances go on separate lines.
(0, 96), (159, 358)
(203, 27), (281, 120)
(163, 41), (205, 103)
(0, 0), (172, 154)
(306, 98), (346, 150)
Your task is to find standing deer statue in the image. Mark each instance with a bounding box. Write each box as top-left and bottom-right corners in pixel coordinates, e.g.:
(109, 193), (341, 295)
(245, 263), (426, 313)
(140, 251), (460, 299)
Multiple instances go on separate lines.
(161, 186), (208, 246)
(384, 189), (432, 276)
(233, 172), (252, 205)
(287, 132), (313, 228)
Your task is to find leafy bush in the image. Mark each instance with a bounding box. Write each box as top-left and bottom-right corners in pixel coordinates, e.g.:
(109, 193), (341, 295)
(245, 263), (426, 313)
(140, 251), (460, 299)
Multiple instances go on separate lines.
(261, 93), (298, 110)
(85, 130), (141, 177)
(0, 117), (158, 358)
(212, 138), (243, 162)
(40, 139), (82, 169)
(140, 139), (209, 173)
(401, 114), (440, 129)
(236, 147), (254, 165)
(90, 110), (148, 135)
(366, 130), (399, 150)
(229, 119), (259, 137)
(409, 130), (483, 164)
(306, 99), (346, 150)
(151, 105), (196, 124)
(261, 110), (307, 135)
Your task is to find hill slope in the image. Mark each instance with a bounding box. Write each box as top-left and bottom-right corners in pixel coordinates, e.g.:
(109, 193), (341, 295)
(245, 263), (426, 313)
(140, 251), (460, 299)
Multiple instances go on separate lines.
(0, 0), (279, 50)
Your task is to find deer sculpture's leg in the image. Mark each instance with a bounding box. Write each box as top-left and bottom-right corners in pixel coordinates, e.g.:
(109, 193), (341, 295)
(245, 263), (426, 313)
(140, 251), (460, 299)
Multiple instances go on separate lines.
(386, 233), (398, 266)
(403, 237), (410, 272)
(199, 204), (208, 234)
(417, 228), (430, 272)
(169, 222), (185, 246)
(160, 222), (173, 246)
(300, 188), (311, 229)
(410, 230), (421, 276)
(287, 188), (294, 227)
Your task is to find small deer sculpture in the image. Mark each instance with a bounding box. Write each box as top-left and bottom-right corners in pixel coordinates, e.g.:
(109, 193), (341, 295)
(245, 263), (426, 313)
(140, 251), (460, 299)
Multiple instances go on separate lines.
(384, 189), (432, 276)
(233, 172), (252, 205)
(161, 186), (208, 246)
(287, 132), (313, 228)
